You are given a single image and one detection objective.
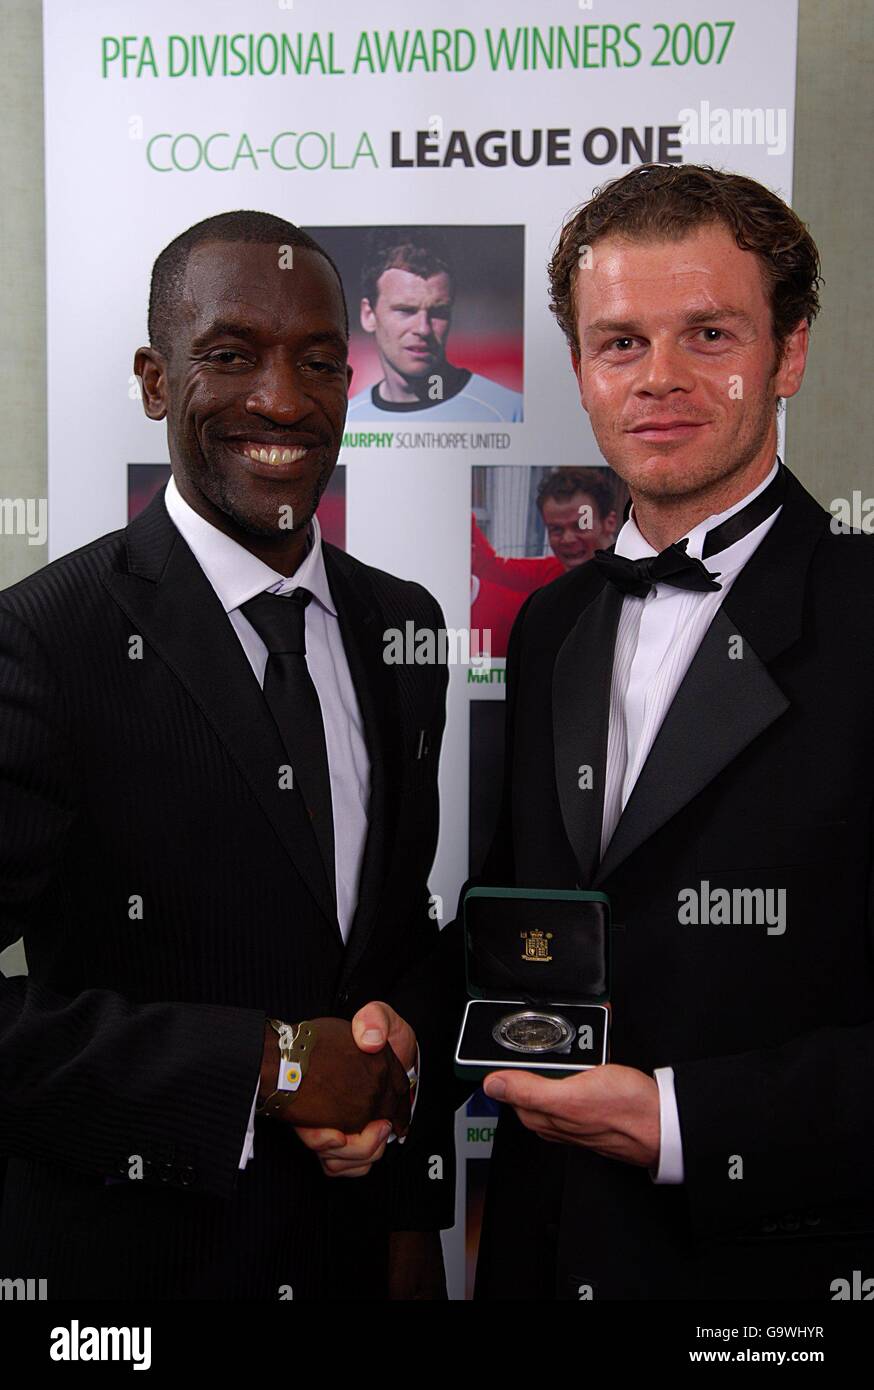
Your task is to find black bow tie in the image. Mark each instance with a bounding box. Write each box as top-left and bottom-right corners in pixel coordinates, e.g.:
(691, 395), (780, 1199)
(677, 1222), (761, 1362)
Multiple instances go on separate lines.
(592, 539), (722, 598)
(596, 462), (787, 598)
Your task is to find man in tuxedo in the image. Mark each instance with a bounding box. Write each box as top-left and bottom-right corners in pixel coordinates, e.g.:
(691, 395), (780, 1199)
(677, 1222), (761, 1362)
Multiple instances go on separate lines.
(0, 211), (453, 1299)
(404, 162), (874, 1299)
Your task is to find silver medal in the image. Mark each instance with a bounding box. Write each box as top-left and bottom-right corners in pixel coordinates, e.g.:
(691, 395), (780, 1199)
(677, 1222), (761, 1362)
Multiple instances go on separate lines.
(492, 1010), (574, 1054)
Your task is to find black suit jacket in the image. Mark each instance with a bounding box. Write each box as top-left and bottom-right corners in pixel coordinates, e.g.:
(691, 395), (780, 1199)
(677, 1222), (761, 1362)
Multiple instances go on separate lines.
(403, 467), (874, 1300)
(0, 488), (452, 1300)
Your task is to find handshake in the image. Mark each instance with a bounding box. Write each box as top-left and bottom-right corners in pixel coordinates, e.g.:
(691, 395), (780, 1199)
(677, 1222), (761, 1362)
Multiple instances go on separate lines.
(257, 1001), (416, 1179)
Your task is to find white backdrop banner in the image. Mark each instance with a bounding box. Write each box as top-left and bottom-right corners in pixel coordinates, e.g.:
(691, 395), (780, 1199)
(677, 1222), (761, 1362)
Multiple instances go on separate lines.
(43, 0), (798, 1298)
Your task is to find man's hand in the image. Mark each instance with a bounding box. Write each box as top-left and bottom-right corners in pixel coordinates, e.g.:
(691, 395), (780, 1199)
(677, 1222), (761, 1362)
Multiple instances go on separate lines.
(483, 1063), (660, 1168)
(291, 1002), (418, 1178)
(351, 999), (417, 1074)
(294, 1118), (394, 1178)
(258, 1016), (411, 1136)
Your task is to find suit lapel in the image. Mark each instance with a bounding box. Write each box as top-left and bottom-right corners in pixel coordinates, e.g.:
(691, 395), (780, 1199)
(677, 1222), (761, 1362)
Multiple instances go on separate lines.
(594, 469), (829, 885)
(103, 489), (340, 937)
(552, 577), (624, 887)
(322, 545), (403, 976)
(594, 605), (788, 884)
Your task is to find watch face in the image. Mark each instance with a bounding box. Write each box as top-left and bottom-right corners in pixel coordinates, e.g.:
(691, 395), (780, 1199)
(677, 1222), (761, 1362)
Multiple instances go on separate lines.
(492, 1010), (574, 1054)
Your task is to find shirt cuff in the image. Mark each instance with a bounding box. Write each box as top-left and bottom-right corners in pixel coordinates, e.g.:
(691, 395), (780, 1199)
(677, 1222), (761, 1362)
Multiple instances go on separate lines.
(390, 1042), (420, 1146)
(238, 1075), (260, 1169)
(410, 1041), (421, 1122)
(650, 1066), (684, 1184)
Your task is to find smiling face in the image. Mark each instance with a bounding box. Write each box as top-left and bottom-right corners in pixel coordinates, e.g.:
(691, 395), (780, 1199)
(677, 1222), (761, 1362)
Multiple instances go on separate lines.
(136, 241), (350, 552)
(571, 224), (808, 511)
(541, 491), (617, 569)
(361, 267), (453, 380)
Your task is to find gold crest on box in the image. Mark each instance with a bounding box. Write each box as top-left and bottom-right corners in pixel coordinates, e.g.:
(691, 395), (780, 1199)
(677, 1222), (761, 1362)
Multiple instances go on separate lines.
(520, 929), (553, 962)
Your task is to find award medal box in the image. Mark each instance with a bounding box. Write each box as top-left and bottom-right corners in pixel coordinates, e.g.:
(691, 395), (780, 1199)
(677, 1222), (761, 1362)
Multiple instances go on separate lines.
(454, 886), (611, 1081)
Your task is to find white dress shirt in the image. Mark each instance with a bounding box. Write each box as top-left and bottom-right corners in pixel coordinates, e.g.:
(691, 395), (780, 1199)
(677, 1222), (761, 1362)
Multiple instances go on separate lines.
(164, 476), (370, 1166)
(598, 458), (783, 1183)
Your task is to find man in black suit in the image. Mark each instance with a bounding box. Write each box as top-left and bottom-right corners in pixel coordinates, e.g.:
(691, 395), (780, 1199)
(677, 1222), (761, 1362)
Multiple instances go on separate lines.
(404, 163), (874, 1299)
(0, 211), (453, 1300)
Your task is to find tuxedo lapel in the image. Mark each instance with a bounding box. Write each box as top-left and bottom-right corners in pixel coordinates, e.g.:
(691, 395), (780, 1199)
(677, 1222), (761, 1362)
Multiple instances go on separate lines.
(552, 577), (624, 887)
(322, 545), (403, 977)
(594, 605), (788, 884)
(594, 469), (829, 886)
(103, 489), (340, 937)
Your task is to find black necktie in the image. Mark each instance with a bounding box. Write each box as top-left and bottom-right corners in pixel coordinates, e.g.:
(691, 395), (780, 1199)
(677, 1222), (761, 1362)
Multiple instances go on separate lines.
(594, 461), (786, 598)
(240, 588), (336, 903)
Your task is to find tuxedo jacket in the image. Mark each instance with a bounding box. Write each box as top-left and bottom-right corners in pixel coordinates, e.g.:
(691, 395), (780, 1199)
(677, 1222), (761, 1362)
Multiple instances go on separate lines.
(0, 488), (452, 1300)
(402, 466), (874, 1300)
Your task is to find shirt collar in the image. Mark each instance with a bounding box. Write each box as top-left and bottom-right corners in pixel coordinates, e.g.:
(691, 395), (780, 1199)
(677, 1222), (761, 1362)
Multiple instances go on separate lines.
(615, 456), (781, 577)
(163, 473), (337, 617)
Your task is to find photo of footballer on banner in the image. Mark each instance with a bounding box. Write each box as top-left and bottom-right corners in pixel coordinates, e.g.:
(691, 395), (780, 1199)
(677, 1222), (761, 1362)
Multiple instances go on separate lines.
(471, 465), (626, 658)
(308, 225), (524, 423)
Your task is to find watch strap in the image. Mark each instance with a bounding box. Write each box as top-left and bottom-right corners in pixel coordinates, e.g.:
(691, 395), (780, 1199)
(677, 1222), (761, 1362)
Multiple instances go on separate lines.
(256, 1018), (317, 1117)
